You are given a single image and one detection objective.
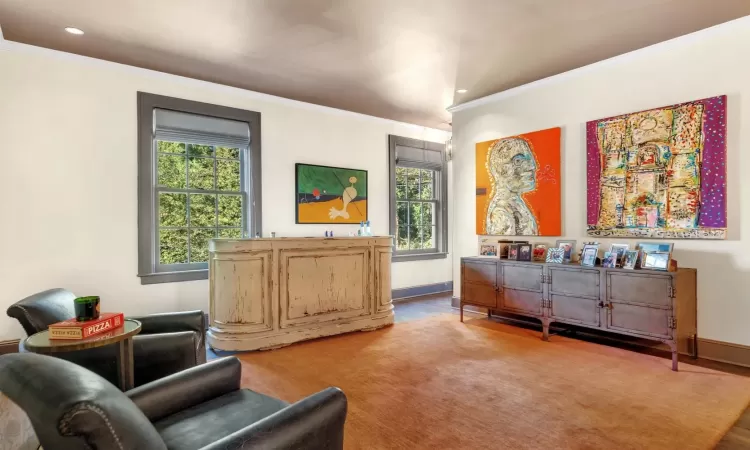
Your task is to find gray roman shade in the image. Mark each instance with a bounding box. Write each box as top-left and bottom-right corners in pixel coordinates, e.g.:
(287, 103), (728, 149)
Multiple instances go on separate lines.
(153, 108), (250, 148)
(394, 143), (444, 170)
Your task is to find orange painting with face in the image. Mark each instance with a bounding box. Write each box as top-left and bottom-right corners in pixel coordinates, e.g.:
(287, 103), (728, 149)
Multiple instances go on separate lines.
(476, 128), (561, 236)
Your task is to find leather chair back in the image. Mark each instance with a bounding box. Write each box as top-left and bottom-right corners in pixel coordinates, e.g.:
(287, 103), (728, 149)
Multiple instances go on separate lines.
(6, 288), (77, 335)
(0, 352), (167, 450)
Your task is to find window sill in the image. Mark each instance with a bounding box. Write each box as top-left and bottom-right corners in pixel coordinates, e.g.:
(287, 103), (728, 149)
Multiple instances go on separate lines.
(392, 252), (448, 263)
(139, 269), (208, 285)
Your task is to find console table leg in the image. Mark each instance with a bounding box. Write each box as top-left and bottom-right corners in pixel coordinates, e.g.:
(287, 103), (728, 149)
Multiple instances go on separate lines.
(488, 309), (492, 319)
(542, 319), (550, 342)
(667, 341), (678, 371)
(460, 303), (464, 323)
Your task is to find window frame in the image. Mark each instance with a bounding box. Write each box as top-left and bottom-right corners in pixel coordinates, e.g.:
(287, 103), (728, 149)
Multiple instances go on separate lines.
(137, 92), (262, 284)
(153, 142), (247, 273)
(388, 135), (448, 262)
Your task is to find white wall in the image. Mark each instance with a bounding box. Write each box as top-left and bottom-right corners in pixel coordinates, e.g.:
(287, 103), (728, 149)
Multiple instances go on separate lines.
(451, 16), (750, 346)
(0, 42), (451, 341)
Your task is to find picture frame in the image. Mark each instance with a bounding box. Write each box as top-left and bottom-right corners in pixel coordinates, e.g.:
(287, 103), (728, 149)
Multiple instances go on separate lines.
(622, 250), (639, 270)
(642, 251), (671, 271)
(609, 243), (629, 267)
(532, 244), (547, 262)
(517, 244), (532, 262)
(546, 247), (565, 264)
(579, 241), (599, 264)
(508, 244), (520, 260)
(498, 240), (514, 258)
(555, 240), (576, 263)
(295, 163), (368, 224)
(581, 246), (598, 267)
(636, 242), (673, 268)
(479, 244), (499, 257)
(601, 251), (617, 268)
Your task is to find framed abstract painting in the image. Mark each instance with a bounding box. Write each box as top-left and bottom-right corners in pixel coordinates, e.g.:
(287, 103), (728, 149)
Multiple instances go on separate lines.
(476, 127), (561, 236)
(586, 95), (727, 239)
(295, 163), (368, 224)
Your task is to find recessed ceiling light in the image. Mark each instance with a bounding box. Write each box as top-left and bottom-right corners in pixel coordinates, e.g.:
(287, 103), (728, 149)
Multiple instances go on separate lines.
(456, 89), (468, 94)
(65, 27), (84, 35)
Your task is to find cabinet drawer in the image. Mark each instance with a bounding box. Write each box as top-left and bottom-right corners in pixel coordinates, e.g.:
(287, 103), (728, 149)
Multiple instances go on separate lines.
(550, 294), (600, 326)
(463, 283), (497, 308)
(463, 261), (497, 286)
(607, 303), (671, 339)
(549, 267), (600, 299)
(607, 272), (671, 308)
(501, 263), (543, 292)
(500, 289), (542, 315)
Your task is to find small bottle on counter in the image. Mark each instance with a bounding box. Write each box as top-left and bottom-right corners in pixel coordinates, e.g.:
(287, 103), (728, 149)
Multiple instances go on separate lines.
(365, 221), (372, 236)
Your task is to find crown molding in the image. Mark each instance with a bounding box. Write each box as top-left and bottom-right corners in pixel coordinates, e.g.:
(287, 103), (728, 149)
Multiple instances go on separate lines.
(0, 39), (449, 137)
(447, 15), (750, 114)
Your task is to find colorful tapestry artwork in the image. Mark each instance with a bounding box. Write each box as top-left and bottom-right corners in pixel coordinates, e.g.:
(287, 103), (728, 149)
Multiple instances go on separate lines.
(476, 128), (561, 236)
(586, 95), (727, 239)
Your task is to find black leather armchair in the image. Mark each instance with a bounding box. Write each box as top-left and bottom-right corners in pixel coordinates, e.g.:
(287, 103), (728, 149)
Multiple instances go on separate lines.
(6, 288), (207, 387)
(0, 353), (347, 450)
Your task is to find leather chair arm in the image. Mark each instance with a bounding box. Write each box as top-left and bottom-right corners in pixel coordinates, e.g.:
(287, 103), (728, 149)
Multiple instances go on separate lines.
(128, 310), (205, 335)
(129, 310), (206, 364)
(198, 387), (347, 450)
(126, 357), (241, 422)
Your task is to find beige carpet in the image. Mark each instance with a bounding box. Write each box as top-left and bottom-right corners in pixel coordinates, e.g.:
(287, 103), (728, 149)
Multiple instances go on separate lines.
(238, 314), (750, 449)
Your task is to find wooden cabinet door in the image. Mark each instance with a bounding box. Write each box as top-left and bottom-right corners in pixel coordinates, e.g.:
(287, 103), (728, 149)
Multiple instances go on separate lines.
(463, 259), (497, 286)
(461, 259), (498, 308)
(499, 262), (543, 316)
(547, 266), (601, 327)
(463, 283), (497, 308)
(605, 271), (673, 339)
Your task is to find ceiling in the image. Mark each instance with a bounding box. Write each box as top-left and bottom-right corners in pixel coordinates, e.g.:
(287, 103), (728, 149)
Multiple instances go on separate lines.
(1, 1), (749, 130)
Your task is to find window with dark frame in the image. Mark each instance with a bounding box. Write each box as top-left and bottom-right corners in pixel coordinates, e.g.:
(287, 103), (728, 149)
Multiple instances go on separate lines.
(138, 93), (261, 285)
(388, 135), (448, 262)
(155, 140), (246, 268)
(395, 167), (438, 251)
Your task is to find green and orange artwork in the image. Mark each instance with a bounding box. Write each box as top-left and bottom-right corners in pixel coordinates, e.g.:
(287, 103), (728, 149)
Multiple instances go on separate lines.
(295, 163), (368, 224)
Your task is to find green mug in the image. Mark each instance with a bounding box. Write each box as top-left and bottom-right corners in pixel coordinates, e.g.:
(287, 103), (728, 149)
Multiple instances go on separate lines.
(74, 296), (101, 322)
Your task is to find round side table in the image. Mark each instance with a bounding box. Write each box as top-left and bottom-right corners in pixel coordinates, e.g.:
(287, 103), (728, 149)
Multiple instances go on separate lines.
(23, 319), (142, 391)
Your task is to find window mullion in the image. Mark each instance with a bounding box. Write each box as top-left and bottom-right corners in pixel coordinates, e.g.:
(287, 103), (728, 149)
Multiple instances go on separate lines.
(240, 146), (248, 237)
(213, 150), (219, 237)
(421, 201), (425, 249)
(407, 200), (411, 250)
(186, 151), (192, 264)
(153, 139), (161, 270)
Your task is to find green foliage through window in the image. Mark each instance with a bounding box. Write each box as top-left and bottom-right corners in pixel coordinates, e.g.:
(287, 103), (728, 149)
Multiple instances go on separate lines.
(395, 167), (437, 251)
(156, 141), (244, 264)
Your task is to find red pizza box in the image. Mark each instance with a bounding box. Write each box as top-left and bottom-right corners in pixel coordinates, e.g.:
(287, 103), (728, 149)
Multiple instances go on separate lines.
(49, 313), (125, 340)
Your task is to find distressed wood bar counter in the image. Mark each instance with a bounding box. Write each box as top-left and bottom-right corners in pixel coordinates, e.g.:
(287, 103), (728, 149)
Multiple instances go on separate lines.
(208, 236), (394, 351)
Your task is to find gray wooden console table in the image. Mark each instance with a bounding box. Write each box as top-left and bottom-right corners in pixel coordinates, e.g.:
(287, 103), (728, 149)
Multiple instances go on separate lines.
(460, 257), (697, 371)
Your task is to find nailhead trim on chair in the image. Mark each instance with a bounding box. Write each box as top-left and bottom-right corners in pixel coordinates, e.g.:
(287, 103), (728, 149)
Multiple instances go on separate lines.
(59, 402), (124, 450)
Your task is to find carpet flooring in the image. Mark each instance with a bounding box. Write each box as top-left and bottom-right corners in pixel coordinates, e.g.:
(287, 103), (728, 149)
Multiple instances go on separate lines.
(237, 313), (750, 449)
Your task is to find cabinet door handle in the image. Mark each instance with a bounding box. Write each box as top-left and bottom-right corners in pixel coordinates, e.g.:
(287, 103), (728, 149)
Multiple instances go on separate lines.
(598, 301), (604, 308)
